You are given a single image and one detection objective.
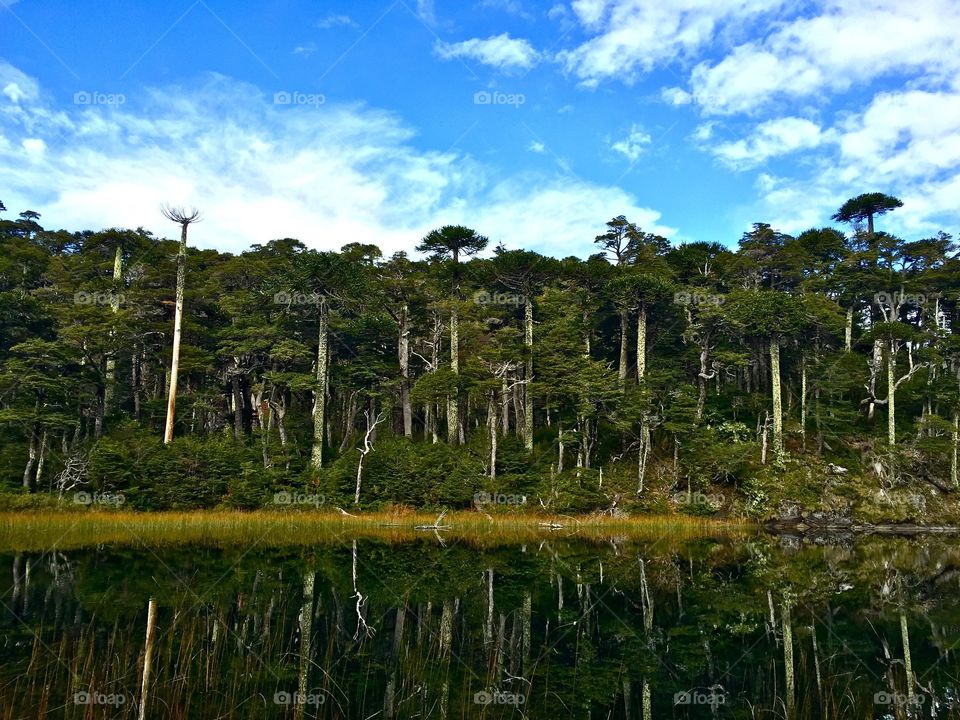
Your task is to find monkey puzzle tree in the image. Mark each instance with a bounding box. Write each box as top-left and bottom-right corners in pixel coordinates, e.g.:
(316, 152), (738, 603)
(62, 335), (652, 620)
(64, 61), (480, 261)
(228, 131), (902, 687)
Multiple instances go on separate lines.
(160, 205), (202, 444)
(832, 193), (903, 236)
(489, 247), (553, 452)
(416, 225), (488, 445)
(277, 249), (366, 471)
(725, 289), (809, 467)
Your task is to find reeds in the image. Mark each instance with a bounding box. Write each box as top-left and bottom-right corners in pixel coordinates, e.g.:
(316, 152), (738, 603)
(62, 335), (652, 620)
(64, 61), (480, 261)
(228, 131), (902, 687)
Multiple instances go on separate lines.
(0, 509), (750, 551)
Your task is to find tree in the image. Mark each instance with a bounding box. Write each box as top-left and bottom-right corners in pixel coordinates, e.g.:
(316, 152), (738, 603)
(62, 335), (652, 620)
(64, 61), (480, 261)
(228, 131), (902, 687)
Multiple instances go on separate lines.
(832, 193), (903, 236)
(160, 205), (202, 444)
(416, 225), (488, 445)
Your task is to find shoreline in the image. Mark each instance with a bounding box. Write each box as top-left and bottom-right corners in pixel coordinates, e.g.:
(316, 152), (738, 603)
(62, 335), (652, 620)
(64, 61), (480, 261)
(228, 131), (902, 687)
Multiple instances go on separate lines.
(0, 509), (750, 550)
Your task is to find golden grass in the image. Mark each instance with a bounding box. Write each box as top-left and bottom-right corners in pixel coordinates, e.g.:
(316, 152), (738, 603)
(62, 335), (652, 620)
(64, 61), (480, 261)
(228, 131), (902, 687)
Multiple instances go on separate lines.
(0, 509), (751, 550)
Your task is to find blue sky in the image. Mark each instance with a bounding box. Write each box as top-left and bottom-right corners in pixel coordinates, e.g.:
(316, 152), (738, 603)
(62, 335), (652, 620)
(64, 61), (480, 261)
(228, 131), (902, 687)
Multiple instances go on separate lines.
(1, 0), (958, 256)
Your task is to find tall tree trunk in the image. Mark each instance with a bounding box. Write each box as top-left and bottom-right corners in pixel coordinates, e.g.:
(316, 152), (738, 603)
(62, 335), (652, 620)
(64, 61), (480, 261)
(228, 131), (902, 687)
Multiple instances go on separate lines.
(22, 422), (39, 491)
(399, 303), (413, 438)
(489, 392), (497, 480)
(887, 340), (897, 447)
(105, 244), (122, 412)
(232, 370), (244, 439)
(524, 297), (534, 452)
(618, 309), (628, 388)
(952, 410), (958, 488)
(163, 223), (188, 444)
(844, 304), (853, 352)
(800, 353), (807, 449)
(447, 307), (459, 445)
(770, 336), (784, 465)
(311, 301), (328, 470)
(636, 305), (646, 382)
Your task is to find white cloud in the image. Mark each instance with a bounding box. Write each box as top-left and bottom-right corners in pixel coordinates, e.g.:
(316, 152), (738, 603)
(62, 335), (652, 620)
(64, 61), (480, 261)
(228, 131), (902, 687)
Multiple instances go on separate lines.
(416, 0), (437, 25)
(0, 65), (669, 258)
(465, 177), (674, 256)
(435, 33), (539, 72)
(292, 44), (317, 57)
(528, 140), (545, 153)
(316, 14), (357, 29)
(710, 117), (823, 169)
(556, 0), (787, 86)
(21, 138), (46, 156)
(661, 86), (692, 105)
(690, 0), (960, 114)
(611, 124), (651, 161)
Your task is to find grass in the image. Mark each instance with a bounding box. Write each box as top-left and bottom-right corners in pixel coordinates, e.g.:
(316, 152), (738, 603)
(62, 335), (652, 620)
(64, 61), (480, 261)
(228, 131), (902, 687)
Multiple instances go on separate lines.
(0, 508), (751, 551)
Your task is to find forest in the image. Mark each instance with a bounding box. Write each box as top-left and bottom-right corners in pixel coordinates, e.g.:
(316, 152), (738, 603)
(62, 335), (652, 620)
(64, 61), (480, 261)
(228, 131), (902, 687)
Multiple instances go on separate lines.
(1, 193), (958, 522)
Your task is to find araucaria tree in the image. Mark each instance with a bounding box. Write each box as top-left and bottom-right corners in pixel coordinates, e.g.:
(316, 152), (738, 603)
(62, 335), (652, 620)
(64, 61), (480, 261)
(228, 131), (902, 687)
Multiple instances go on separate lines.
(1, 192), (957, 519)
(160, 205), (201, 444)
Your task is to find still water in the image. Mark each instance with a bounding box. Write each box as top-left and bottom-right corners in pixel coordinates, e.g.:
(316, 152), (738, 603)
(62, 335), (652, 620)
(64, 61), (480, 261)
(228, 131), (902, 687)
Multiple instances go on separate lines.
(1, 530), (959, 718)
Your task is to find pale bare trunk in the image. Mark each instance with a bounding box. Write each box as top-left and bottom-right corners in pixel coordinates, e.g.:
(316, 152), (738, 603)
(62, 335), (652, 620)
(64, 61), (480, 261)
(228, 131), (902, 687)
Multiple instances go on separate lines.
(311, 301), (328, 469)
(105, 244), (122, 410)
(636, 306), (646, 382)
(618, 309), (628, 388)
(399, 303), (412, 438)
(163, 224), (188, 443)
(888, 341), (896, 447)
(844, 304), (853, 352)
(524, 297), (534, 451)
(447, 307), (459, 445)
(770, 337), (784, 465)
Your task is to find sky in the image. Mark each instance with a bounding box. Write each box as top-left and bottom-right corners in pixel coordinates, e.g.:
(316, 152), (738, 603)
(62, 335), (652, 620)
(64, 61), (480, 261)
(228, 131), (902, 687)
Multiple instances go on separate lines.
(1, 0), (958, 257)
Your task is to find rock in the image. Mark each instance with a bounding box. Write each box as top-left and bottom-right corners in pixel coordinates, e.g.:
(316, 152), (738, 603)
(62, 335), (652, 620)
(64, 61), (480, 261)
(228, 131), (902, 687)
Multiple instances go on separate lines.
(826, 463), (848, 476)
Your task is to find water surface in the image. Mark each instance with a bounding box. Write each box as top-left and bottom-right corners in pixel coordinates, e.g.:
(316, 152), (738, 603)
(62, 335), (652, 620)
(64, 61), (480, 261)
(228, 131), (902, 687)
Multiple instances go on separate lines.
(2, 529), (959, 718)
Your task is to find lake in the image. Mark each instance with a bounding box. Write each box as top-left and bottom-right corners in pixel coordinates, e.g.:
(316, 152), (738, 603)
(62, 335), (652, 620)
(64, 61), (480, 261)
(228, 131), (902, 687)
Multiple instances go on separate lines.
(1, 521), (959, 718)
